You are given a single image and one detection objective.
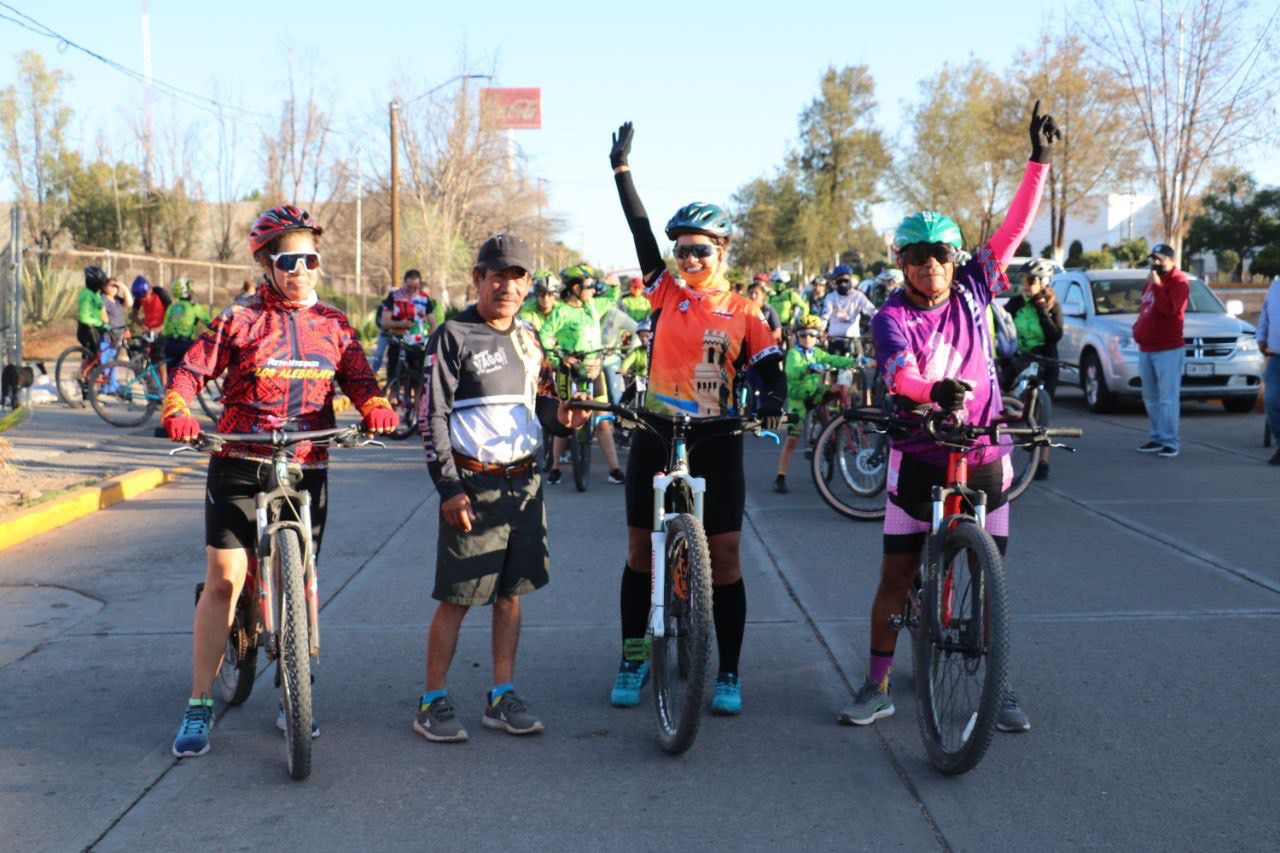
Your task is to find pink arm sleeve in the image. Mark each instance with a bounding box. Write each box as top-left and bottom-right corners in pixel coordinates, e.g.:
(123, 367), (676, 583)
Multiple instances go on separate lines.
(885, 351), (934, 404)
(986, 161), (1050, 266)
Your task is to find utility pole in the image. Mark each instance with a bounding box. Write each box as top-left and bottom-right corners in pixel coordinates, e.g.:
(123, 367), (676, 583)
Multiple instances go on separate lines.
(141, 1), (153, 201)
(355, 146), (364, 317)
(389, 101), (400, 288)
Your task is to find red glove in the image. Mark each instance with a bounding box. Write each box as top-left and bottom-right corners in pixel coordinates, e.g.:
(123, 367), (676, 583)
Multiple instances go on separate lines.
(363, 406), (399, 434)
(164, 414), (202, 442)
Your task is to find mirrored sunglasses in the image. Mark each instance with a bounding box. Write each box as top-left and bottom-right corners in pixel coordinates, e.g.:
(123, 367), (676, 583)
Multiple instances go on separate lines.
(900, 243), (957, 267)
(270, 252), (321, 272)
(673, 244), (716, 260)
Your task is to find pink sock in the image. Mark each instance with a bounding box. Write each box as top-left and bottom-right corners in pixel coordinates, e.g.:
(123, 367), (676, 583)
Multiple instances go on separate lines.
(868, 650), (894, 684)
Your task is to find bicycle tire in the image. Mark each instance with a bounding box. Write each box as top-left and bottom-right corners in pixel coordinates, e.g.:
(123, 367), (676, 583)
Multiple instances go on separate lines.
(913, 520), (1008, 776)
(196, 377), (225, 424)
(652, 513), (713, 755)
(216, 589), (258, 706)
(54, 345), (93, 408)
(1002, 393), (1050, 502)
(389, 377), (421, 440)
(87, 360), (159, 427)
(276, 528), (313, 781)
(572, 423), (592, 492)
(810, 413), (888, 520)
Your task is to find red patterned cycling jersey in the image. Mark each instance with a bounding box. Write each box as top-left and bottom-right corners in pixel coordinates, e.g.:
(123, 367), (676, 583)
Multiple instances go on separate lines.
(166, 284), (385, 467)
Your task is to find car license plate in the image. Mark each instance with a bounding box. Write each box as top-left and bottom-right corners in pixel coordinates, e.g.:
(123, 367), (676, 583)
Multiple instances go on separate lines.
(1185, 362), (1213, 377)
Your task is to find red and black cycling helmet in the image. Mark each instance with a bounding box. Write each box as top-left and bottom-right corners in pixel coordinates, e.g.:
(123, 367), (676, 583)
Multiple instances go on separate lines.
(248, 205), (323, 257)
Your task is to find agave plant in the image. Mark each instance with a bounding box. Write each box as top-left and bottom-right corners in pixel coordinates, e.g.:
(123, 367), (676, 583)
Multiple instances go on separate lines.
(21, 263), (79, 328)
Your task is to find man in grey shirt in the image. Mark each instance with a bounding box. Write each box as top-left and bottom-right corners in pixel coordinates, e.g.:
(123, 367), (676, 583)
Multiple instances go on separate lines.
(414, 233), (588, 742)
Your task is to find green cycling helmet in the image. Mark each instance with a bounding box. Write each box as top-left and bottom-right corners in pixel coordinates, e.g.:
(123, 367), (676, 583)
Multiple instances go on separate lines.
(533, 269), (560, 294)
(665, 201), (732, 240)
(172, 276), (193, 299)
(559, 264), (593, 288)
(893, 211), (963, 251)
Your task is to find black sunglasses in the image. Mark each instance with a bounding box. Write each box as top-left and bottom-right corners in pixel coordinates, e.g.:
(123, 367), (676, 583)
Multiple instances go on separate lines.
(900, 243), (957, 267)
(673, 244), (716, 260)
(270, 251), (321, 272)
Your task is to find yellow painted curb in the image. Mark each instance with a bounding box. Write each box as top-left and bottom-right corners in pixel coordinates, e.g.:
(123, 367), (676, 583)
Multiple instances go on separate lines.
(0, 465), (195, 552)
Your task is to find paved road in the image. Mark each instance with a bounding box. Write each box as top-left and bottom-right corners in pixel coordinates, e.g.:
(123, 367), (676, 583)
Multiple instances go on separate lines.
(1, 392), (1276, 851)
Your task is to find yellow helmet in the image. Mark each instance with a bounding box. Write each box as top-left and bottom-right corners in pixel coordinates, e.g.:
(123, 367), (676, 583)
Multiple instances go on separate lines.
(798, 314), (825, 332)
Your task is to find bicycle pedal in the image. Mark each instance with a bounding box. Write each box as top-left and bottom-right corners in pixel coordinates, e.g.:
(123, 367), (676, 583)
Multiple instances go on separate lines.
(888, 614), (905, 631)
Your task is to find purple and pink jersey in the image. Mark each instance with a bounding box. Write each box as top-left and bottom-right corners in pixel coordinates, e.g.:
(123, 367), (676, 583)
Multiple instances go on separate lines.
(872, 161), (1049, 467)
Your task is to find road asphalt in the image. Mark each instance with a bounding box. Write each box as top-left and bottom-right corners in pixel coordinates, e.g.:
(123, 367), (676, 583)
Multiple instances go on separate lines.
(0, 390), (1276, 851)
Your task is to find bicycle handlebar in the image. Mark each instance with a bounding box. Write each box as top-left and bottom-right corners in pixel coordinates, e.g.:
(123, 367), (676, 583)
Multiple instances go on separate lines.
(567, 399), (784, 442)
(169, 425), (385, 456)
(843, 406), (1083, 449)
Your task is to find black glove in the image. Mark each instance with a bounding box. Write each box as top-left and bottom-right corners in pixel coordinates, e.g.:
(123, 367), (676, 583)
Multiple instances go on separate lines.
(757, 394), (785, 433)
(610, 121), (634, 170)
(1028, 99), (1061, 165)
(928, 378), (973, 411)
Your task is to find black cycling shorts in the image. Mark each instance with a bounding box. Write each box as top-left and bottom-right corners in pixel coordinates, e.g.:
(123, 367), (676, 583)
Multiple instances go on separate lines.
(624, 418), (745, 537)
(76, 323), (102, 354)
(885, 452), (1008, 556)
(205, 456), (328, 554)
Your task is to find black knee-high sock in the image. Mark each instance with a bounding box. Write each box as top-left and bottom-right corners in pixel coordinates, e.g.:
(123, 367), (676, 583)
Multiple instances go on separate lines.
(712, 579), (746, 676)
(620, 565), (650, 652)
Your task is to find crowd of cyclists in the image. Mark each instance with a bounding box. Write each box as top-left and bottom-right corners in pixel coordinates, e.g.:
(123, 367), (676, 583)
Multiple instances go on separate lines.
(142, 97), (1077, 758)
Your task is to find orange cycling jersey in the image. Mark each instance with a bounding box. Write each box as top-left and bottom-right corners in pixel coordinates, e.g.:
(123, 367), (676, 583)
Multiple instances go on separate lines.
(644, 270), (780, 417)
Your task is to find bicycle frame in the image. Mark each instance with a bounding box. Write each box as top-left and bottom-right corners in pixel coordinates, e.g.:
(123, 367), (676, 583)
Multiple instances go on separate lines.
(253, 452), (320, 658)
(648, 416), (706, 640)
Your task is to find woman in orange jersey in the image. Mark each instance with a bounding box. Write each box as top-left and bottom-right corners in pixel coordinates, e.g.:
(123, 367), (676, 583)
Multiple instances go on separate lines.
(605, 122), (787, 715)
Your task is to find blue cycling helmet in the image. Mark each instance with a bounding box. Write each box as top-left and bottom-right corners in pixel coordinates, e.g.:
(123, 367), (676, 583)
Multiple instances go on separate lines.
(665, 201), (733, 240)
(131, 275), (151, 299)
(828, 263), (854, 279)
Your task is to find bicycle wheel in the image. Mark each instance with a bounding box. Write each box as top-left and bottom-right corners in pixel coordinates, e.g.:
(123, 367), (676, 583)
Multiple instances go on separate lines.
(196, 377), (225, 424)
(215, 587), (258, 706)
(276, 528), (313, 781)
(1002, 394), (1050, 502)
(913, 520), (1009, 776)
(652, 513), (713, 755)
(389, 378), (421, 440)
(572, 423), (592, 492)
(54, 345), (93, 408)
(810, 413), (888, 520)
(87, 360), (159, 427)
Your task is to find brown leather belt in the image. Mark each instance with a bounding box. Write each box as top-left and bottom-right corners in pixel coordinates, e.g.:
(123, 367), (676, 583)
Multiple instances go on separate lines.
(452, 452), (534, 477)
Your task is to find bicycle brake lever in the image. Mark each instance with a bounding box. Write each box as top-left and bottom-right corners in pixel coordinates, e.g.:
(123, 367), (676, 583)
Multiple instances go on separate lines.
(756, 429), (782, 446)
(167, 444), (197, 456)
(359, 438), (388, 449)
(1049, 442), (1076, 452)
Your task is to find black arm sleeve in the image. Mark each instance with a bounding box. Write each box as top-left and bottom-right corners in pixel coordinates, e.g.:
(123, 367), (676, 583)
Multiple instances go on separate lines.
(422, 325), (465, 501)
(536, 395), (573, 438)
(1039, 302), (1064, 344)
(614, 169), (664, 280)
(754, 353), (787, 406)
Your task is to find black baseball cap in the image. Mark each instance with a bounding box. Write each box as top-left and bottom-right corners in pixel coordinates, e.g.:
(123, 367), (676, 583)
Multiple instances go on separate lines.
(1150, 243), (1176, 259)
(475, 233), (533, 273)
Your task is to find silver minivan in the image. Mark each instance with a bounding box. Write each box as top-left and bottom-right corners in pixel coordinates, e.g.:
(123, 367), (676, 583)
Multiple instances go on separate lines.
(1053, 269), (1264, 413)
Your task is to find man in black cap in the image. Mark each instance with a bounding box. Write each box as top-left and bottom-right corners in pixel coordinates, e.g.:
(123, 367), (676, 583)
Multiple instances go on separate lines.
(1133, 243), (1189, 458)
(413, 233), (589, 743)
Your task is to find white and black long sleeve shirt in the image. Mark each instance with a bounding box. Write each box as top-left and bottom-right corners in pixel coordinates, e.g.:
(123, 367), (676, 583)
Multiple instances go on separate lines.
(421, 306), (569, 501)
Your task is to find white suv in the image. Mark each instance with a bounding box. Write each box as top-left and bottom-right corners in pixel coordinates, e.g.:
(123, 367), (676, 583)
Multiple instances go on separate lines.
(1053, 269), (1264, 413)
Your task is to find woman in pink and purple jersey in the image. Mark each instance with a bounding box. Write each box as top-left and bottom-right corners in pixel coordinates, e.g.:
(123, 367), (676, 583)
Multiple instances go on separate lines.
(838, 101), (1060, 734)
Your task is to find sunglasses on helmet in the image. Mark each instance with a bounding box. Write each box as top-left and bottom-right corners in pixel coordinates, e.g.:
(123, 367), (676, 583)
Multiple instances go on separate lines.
(900, 243), (958, 267)
(270, 251), (321, 272)
(673, 244), (717, 260)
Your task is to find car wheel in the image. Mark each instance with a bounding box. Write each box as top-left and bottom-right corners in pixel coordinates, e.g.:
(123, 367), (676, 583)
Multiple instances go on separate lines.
(1221, 395), (1257, 414)
(1081, 351), (1116, 414)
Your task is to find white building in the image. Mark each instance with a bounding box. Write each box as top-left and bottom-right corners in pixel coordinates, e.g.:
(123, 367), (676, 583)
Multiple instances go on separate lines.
(1021, 193), (1161, 258)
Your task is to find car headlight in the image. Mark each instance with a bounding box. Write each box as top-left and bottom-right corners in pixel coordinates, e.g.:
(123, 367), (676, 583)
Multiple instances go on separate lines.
(1237, 337), (1259, 352)
(1115, 335), (1139, 352)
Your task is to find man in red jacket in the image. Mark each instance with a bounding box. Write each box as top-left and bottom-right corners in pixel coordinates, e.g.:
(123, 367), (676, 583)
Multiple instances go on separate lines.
(1133, 243), (1189, 458)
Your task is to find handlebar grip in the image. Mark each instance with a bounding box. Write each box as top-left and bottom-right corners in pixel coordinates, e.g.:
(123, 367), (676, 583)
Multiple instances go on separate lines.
(1042, 428), (1083, 438)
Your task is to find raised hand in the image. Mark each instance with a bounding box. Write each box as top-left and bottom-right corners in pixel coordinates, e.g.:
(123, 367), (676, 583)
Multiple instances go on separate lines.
(1028, 99), (1061, 164)
(610, 121), (634, 170)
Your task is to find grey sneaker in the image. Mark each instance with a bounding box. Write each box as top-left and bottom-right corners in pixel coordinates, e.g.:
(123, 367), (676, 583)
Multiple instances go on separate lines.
(996, 689), (1031, 733)
(838, 677), (894, 726)
(482, 689), (544, 735)
(413, 694), (469, 742)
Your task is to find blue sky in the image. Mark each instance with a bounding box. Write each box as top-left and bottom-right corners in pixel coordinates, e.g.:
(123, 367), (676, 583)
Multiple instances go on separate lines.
(3, 0), (1277, 269)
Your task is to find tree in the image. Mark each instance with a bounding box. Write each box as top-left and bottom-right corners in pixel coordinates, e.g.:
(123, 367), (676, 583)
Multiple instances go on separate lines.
(1067, 239), (1085, 266)
(0, 51), (74, 267)
(1184, 168), (1280, 277)
(1250, 244), (1280, 279)
(1088, 0), (1280, 262)
(1111, 237), (1150, 266)
(895, 60), (1024, 248)
(1017, 33), (1139, 262)
(1079, 249), (1116, 269)
(792, 65), (890, 267)
(62, 155), (142, 249)
(730, 167), (804, 272)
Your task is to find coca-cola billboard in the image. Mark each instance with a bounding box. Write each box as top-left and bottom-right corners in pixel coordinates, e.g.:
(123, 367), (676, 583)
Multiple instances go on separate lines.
(480, 88), (542, 129)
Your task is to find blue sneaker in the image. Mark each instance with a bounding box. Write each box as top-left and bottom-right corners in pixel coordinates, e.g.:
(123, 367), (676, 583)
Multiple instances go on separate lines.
(276, 702), (320, 738)
(610, 660), (650, 708)
(711, 673), (742, 715)
(172, 697), (214, 757)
